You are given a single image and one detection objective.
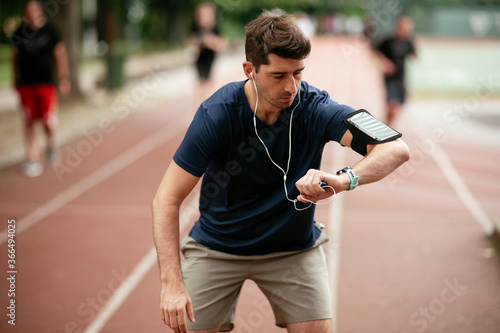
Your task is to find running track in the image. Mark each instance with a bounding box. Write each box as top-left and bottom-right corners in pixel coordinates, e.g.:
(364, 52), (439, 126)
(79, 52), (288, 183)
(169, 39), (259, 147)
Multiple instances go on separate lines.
(1, 36), (499, 333)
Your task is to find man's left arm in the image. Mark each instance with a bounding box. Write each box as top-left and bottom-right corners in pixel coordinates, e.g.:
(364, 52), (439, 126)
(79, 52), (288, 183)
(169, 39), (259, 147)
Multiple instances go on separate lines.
(349, 138), (410, 186)
(295, 130), (410, 202)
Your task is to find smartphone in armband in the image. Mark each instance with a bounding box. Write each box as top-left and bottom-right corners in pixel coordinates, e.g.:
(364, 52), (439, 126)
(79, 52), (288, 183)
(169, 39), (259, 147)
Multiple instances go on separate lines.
(344, 109), (402, 156)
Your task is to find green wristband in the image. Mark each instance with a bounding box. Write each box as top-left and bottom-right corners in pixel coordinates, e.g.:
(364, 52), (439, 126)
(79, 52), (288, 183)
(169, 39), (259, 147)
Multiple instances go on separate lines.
(336, 166), (359, 191)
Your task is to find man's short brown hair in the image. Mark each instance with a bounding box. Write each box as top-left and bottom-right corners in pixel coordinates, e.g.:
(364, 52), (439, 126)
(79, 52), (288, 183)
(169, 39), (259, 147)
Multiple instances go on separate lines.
(245, 9), (311, 72)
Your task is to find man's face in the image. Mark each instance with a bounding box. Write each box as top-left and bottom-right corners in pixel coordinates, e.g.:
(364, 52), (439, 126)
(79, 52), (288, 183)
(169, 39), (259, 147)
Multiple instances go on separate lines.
(196, 4), (216, 30)
(24, 1), (45, 29)
(396, 17), (414, 40)
(254, 54), (305, 111)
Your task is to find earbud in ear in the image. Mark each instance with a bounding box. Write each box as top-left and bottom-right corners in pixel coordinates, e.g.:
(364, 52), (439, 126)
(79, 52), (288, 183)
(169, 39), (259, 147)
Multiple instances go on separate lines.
(250, 72), (254, 80)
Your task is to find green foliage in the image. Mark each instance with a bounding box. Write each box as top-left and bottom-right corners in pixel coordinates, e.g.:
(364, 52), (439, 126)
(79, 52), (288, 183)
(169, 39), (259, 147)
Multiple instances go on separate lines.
(0, 0), (498, 86)
(201, 0), (366, 40)
(141, 8), (169, 42)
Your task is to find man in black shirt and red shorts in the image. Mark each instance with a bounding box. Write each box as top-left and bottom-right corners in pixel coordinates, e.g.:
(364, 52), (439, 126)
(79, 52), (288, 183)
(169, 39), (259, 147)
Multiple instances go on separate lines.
(11, 0), (71, 177)
(375, 16), (416, 127)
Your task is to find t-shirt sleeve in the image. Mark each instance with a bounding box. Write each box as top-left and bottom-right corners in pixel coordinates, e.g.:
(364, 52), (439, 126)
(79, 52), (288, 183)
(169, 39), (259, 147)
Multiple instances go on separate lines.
(47, 23), (62, 48)
(10, 26), (23, 52)
(303, 86), (356, 143)
(173, 105), (219, 177)
(375, 38), (390, 57)
(321, 100), (356, 143)
(408, 39), (416, 56)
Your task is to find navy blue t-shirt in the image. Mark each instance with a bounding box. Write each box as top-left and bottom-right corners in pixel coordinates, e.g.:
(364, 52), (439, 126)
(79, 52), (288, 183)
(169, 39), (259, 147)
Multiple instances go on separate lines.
(174, 80), (355, 255)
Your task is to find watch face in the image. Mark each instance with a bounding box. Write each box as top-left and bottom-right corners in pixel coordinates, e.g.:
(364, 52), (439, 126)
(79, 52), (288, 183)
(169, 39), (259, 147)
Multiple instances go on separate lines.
(337, 167), (350, 175)
(347, 111), (400, 141)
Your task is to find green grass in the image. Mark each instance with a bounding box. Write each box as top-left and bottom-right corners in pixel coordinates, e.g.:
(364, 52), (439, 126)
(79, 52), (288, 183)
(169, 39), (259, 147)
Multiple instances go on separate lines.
(0, 64), (11, 85)
(0, 44), (13, 86)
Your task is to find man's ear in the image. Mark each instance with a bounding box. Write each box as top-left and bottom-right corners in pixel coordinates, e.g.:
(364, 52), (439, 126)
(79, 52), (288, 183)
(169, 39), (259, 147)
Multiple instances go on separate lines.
(243, 61), (255, 80)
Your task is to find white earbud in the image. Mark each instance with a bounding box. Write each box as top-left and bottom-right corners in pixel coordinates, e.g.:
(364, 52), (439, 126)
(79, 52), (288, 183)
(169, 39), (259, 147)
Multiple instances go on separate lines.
(250, 72), (254, 80)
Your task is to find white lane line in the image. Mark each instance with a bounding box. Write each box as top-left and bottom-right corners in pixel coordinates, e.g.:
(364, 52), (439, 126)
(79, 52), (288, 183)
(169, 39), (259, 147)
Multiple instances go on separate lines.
(83, 193), (200, 333)
(431, 144), (495, 235)
(83, 246), (157, 333)
(325, 144), (346, 333)
(407, 112), (495, 236)
(0, 115), (189, 245)
(326, 37), (354, 333)
(1, 203), (153, 218)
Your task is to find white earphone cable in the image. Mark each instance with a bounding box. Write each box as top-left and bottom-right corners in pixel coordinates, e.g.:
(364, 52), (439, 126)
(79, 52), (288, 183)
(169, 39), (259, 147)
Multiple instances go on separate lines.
(251, 73), (335, 210)
(251, 73), (308, 208)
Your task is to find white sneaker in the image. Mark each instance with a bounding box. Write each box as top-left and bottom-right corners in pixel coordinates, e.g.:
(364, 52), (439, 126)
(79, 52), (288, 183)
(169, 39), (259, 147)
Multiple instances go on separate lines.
(23, 161), (43, 177)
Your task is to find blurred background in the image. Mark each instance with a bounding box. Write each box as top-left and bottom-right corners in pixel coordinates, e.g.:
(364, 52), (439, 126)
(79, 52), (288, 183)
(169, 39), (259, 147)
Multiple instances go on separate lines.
(0, 0), (499, 96)
(0, 1), (500, 333)
(0, 0), (495, 167)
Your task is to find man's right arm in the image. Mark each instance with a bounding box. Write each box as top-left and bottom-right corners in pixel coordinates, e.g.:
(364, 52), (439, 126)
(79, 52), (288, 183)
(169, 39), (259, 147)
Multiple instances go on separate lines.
(372, 39), (396, 76)
(152, 160), (200, 333)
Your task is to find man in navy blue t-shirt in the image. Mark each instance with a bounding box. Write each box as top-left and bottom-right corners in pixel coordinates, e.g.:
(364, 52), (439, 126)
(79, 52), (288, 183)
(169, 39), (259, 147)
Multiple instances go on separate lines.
(153, 10), (410, 333)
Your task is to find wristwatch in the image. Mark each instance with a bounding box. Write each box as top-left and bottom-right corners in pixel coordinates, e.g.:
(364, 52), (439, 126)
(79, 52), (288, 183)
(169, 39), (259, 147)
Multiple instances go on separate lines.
(336, 166), (359, 191)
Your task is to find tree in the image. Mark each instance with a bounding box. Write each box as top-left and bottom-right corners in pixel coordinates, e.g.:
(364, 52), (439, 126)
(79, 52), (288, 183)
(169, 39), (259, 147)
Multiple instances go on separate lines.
(51, 0), (83, 97)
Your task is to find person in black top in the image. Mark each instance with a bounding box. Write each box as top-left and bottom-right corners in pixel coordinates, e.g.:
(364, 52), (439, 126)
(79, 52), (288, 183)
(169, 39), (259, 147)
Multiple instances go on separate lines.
(10, 0), (70, 177)
(375, 16), (416, 127)
(188, 2), (227, 101)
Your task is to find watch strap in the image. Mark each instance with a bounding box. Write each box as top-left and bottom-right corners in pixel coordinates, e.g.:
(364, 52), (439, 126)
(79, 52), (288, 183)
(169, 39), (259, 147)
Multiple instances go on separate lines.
(336, 166), (359, 191)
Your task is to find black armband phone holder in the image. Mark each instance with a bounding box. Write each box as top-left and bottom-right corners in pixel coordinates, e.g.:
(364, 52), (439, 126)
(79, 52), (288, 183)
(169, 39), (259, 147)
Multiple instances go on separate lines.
(344, 109), (402, 156)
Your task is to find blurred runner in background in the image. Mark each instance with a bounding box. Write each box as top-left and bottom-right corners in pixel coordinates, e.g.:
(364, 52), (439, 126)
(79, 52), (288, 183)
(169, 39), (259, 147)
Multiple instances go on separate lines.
(10, 0), (71, 177)
(374, 16), (417, 127)
(188, 2), (227, 102)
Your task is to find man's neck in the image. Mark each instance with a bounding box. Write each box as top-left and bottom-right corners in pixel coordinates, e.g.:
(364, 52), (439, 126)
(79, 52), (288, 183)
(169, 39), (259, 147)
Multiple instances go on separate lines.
(25, 18), (46, 30)
(244, 80), (281, 125)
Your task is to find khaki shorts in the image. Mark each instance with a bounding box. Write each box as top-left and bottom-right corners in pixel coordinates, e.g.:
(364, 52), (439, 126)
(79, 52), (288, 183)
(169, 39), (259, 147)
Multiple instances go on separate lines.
(180, 228), (332, 331)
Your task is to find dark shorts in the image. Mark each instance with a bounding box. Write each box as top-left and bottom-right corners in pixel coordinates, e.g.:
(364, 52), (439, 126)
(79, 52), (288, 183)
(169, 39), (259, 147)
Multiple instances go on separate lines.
(17, 84), (58, 128)
(196, 49), (215, 80)
(385, 80), (406, 104)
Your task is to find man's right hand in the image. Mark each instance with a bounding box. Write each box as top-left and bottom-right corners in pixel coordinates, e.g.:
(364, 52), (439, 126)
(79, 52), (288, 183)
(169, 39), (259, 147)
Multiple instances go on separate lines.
(160, 283), (195, 333)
